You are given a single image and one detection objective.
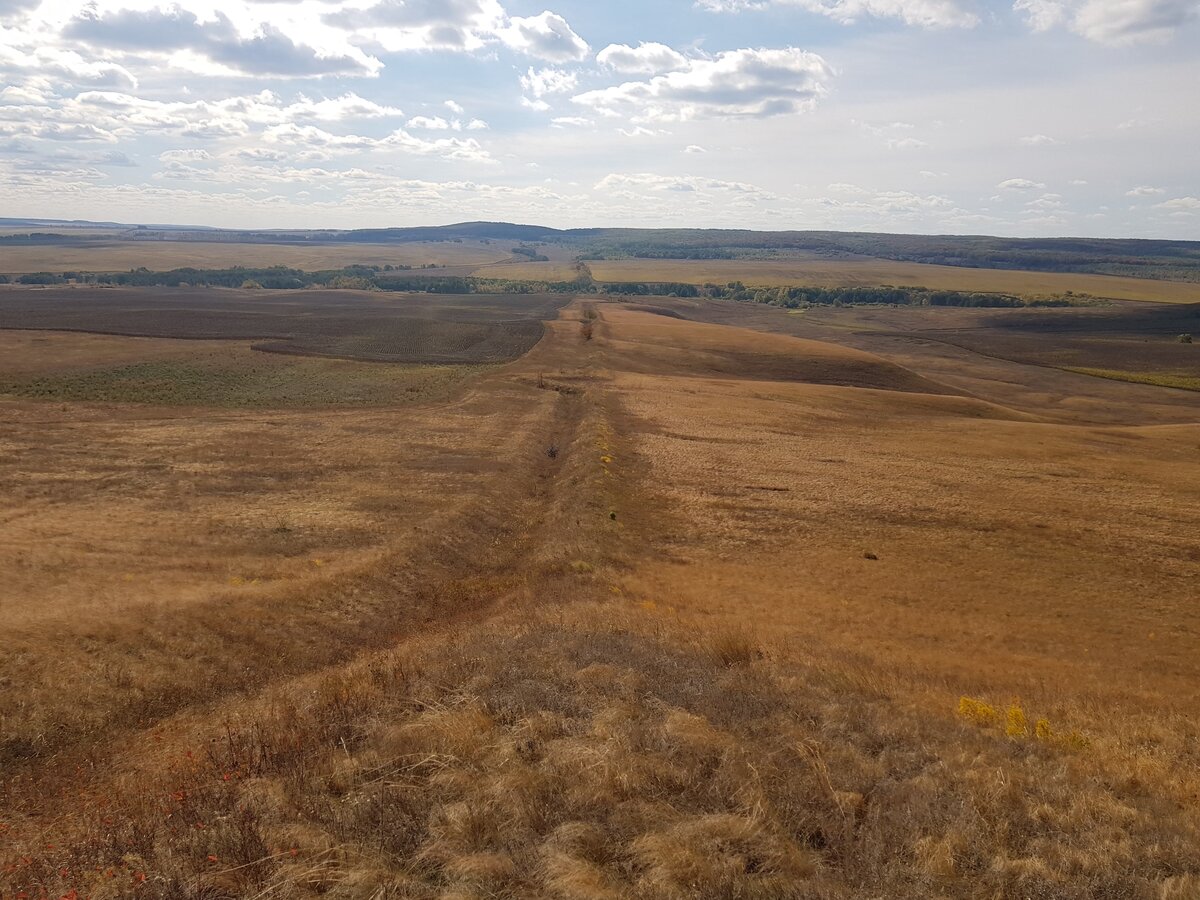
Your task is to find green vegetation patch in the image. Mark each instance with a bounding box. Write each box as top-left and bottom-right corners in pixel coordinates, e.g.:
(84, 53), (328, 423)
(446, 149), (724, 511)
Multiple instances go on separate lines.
(0, 350), (488, 408)
(1064, 367), (1200, 392)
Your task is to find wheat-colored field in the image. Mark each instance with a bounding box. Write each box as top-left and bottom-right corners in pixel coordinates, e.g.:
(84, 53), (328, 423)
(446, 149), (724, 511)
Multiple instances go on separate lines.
(0, 239), (510, 273)
(581, 257), (1200, 302)
(2, 300), (1198, 899)
(474, 259), (585, 281)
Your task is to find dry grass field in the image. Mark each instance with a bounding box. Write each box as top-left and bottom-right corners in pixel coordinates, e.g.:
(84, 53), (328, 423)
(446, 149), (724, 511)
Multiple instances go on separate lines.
(582, 257), (1200, 303)
(1, 294), (1198, 899)
(0, 240), (510, 274)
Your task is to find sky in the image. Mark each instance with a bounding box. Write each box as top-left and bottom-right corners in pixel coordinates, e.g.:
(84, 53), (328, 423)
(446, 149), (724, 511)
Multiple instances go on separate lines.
(0, 0), (1197, 237)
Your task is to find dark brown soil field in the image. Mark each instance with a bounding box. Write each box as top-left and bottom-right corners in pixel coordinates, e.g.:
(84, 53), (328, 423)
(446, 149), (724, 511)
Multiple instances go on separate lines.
(0, 286), (570, 363)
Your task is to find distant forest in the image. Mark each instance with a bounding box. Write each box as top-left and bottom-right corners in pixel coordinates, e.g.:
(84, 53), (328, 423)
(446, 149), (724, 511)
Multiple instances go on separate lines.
(3, 266), (1089, 309)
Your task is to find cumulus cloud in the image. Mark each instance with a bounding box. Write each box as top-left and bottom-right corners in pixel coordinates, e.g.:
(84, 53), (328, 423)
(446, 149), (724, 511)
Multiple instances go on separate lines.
(596, 172), (777, 202)
(0, 45), (137, 90)
(291, 94), (404, 121)
(408, 115), (452, 129)
(324, 0), (507, 52)
(1126, 185), (1165, 196)
(1020, 133), (1061, 145)
(596, 42), (688, 74)
(65, 8), (380, 78)
(998, 177), (1047, 190)
(573, 47), (831, 123)
(1014, 0), (1198, 43)
(159, 148), (213, 162)
(814, 189), (957, 215)
(520, 66), (579, 97)
(697, 0), (979, 28)
(263, 121), (493, 162)
(1155, 196), (1200, 210)
(501, 12), (589, 61)
(0, 0), (39, 18)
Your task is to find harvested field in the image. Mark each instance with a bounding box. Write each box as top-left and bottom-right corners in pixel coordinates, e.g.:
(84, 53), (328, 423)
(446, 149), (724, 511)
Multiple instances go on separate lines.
(2, 297), (1198, 900)
(586, 256), (1200, 303)
(0, 332), (483, 407)
(0, 239), (511, 273)
(474, 259), (585, 281)
(0, 286), (569, 363)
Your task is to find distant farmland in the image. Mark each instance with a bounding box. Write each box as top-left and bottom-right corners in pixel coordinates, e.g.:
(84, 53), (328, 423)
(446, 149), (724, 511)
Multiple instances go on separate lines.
(0, 287), (569, 364)
(580, 257), (1200, 303)
(0, 239), (511, 274)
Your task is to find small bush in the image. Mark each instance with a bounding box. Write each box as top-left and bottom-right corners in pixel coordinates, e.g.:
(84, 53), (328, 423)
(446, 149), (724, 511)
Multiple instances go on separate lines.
(1180, 333), (1193, 344)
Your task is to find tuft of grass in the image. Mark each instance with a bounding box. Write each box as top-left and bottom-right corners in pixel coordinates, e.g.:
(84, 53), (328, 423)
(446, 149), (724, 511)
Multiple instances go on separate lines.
(707, 629), (762, 668)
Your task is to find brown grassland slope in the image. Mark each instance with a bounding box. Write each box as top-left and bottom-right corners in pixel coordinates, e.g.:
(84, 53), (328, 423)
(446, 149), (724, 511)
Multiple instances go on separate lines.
(1, 297), (1198, 899)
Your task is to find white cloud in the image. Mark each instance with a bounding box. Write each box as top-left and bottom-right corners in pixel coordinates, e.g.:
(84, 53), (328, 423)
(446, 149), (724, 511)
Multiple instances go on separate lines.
(290, 94), (403, 122)
(1015, 0), (1198, 43)
(1026, 192), (1064, 209)
(551, 116), (592, 127)
(159, 148), (213, 162)
(886, 137), (928, 150)
(263, 122), (493, 162)
(520, 66), (578, 97)
(501, 12), (589, 62)
(1154, 196), (1200, 210)
(998, 177), (1047, 190)
(596, 42), (688, 75)
(684, 144), (708, 153)
(812, 188), (959, 217)
(444, 100), (465, 114)
(63, 8), (381, 78)
(0, 45), (137, 90)
(323, 0), (508, 54)
(1020, 133), (1061, 145)
(1126, 185), (1165, 196)
(597, 172), (777, 200)
(408, 115), (452, 130)
(698, 0), (979, 28)
(573, 47), (831, 123)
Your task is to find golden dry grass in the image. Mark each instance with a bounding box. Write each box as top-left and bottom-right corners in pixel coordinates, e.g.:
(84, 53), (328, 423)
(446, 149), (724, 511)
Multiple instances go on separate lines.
(586, 257), (1200, 303)
(474, 260), (585, 281)
(0, 239), (510, 273)
(2, 301), (1198, 899)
